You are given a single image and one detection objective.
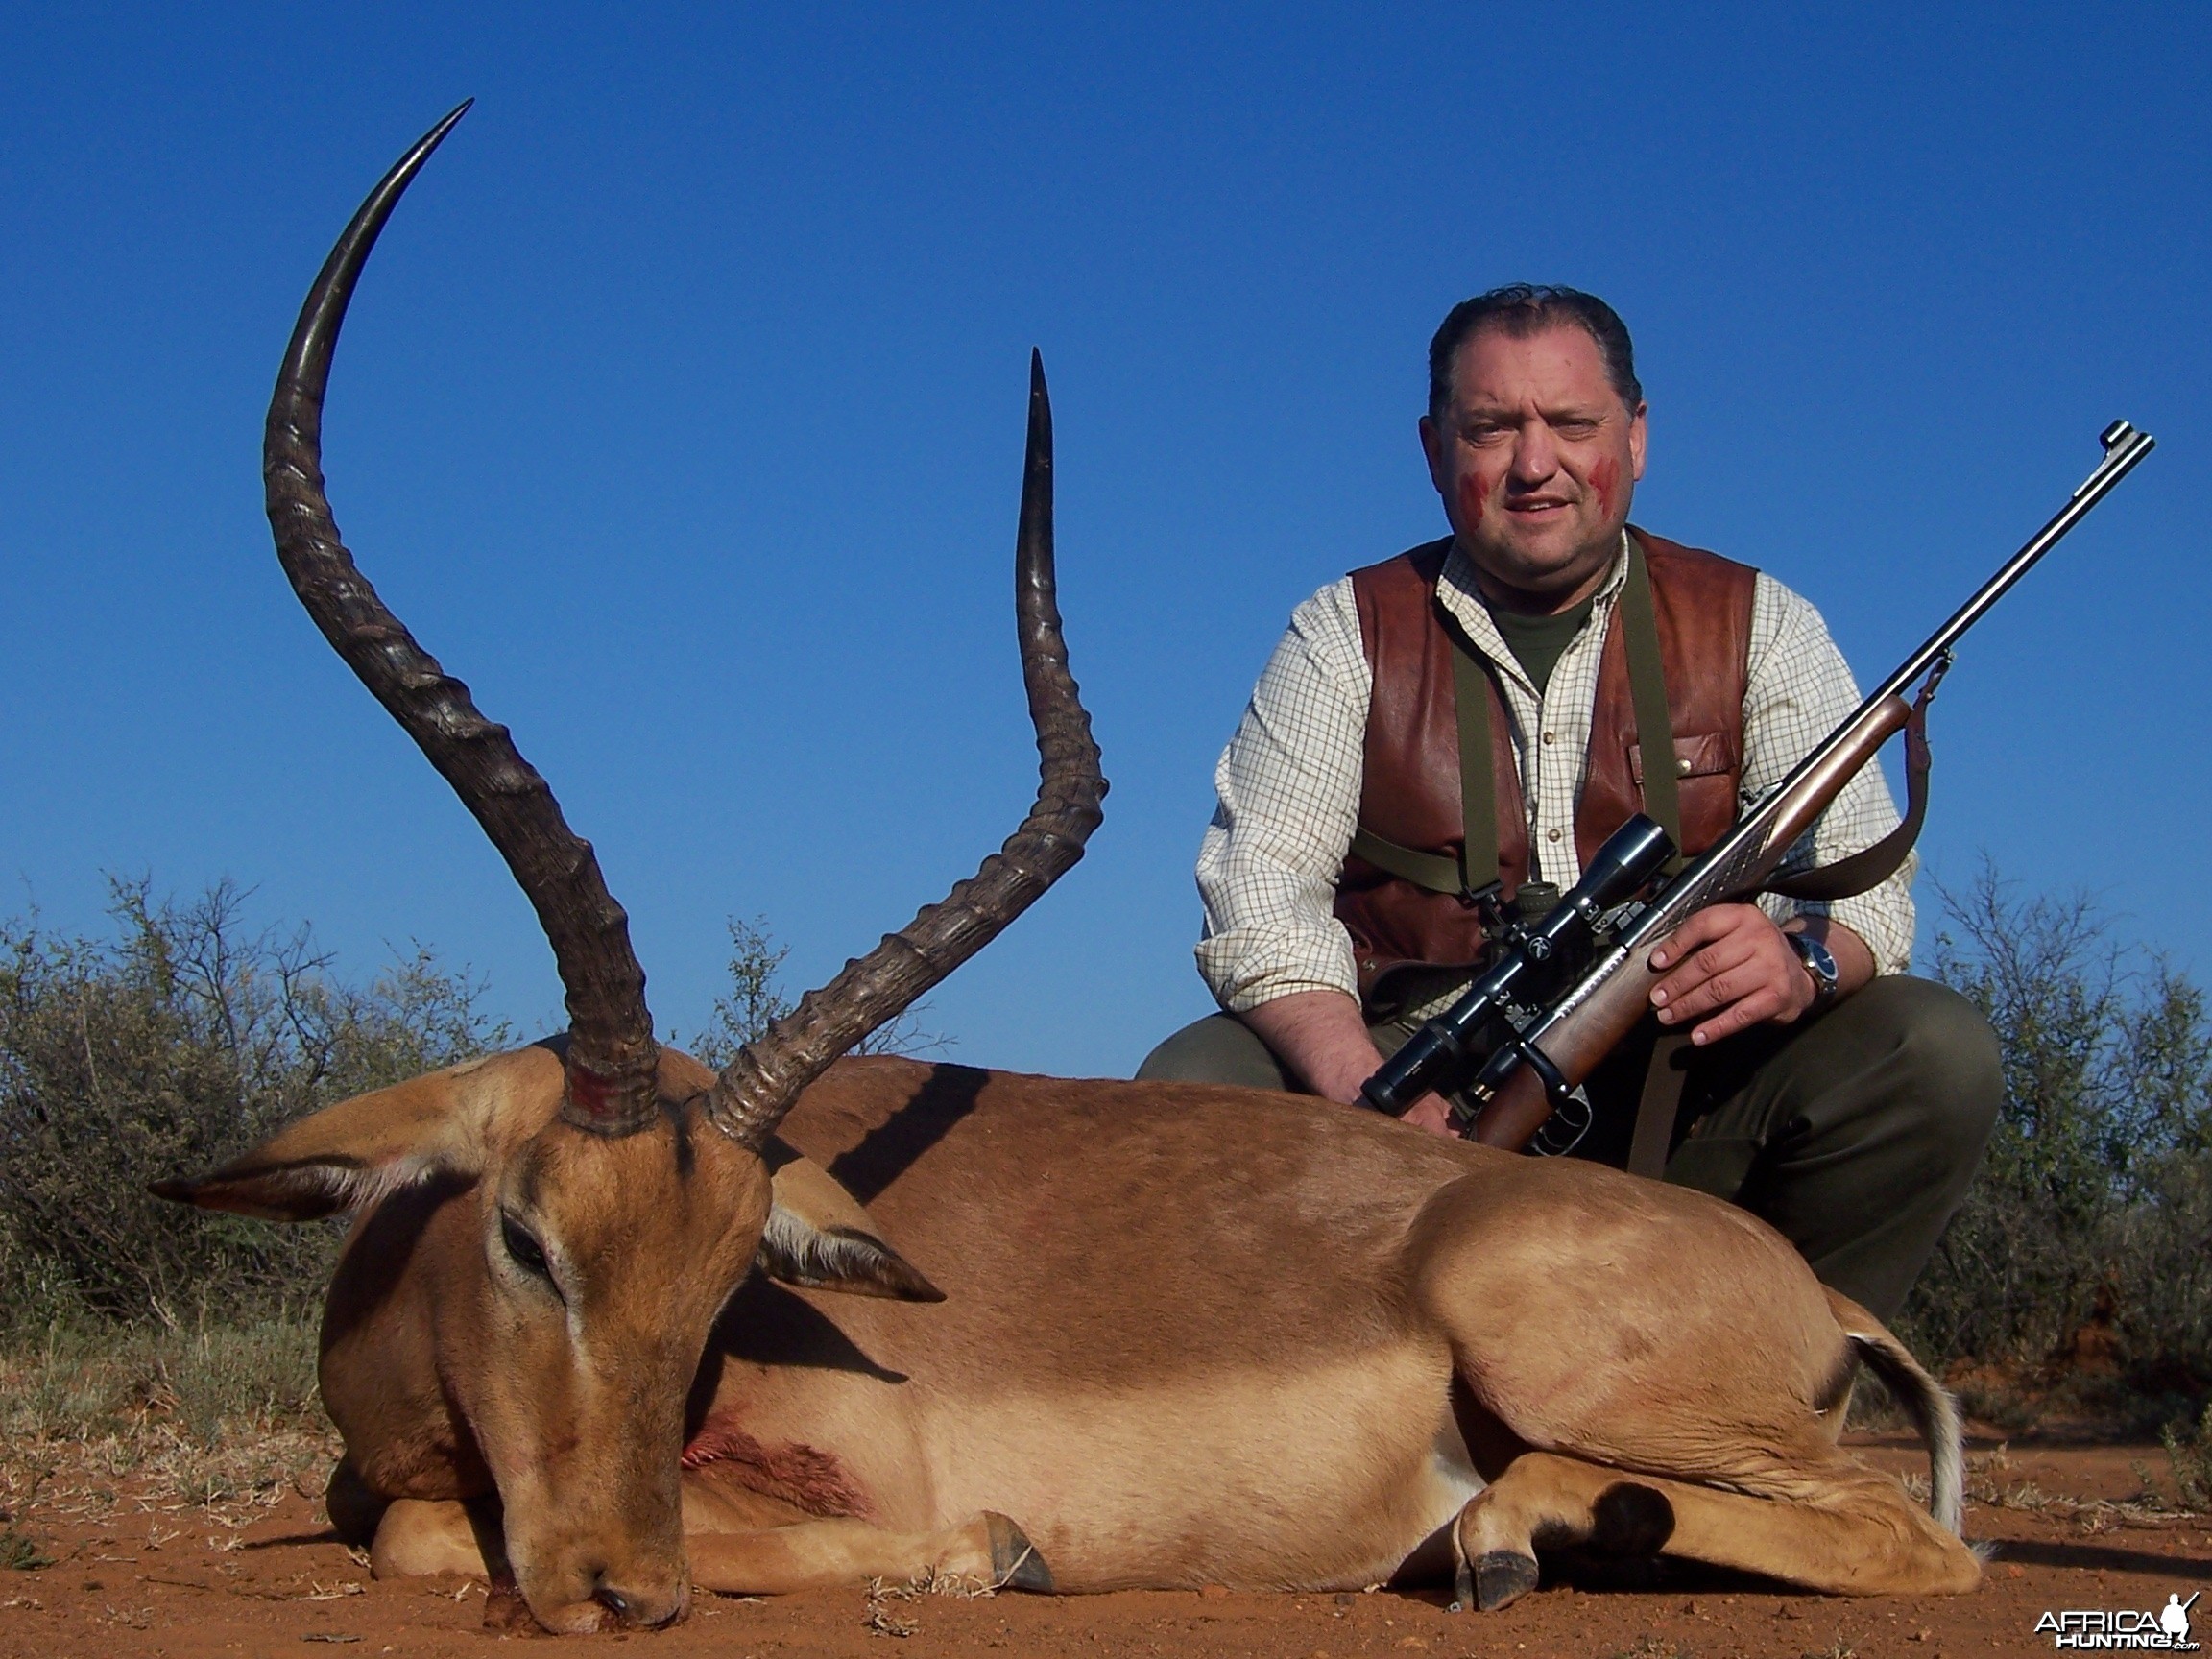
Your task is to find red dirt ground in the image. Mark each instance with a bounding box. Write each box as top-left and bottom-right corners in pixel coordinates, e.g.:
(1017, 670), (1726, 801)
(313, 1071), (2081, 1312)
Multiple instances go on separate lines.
(0, 1435), (2203, 1659)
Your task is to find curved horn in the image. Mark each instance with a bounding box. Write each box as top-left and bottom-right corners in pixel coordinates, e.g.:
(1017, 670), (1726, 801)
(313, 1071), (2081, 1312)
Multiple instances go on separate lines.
(264, 104), (661, 1135)
(707, 352), (1106, 1148)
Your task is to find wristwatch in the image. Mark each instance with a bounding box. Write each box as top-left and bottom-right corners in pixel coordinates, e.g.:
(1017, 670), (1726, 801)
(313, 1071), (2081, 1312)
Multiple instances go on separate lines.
(1787, 930), (1841, 1009)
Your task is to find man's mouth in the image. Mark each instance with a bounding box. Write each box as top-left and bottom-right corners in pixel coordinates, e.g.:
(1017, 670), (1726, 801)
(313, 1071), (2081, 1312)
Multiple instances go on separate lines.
(1505, 495), (1575, 516)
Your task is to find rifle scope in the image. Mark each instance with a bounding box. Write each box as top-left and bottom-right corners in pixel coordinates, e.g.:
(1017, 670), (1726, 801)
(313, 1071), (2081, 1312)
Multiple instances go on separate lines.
(1358, 814), (1675, 1119)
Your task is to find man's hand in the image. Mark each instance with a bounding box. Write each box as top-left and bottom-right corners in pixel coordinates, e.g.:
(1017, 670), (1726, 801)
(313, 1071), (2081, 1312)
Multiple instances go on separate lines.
(1647, 906), (1873, 1046)
(1397, 1094), (1456, 1137)
(1238, 990), (1457, 1138)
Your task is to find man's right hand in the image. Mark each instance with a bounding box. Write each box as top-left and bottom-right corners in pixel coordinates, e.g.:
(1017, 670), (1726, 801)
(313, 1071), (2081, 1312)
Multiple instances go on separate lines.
(1237, 990), (1457, 1138)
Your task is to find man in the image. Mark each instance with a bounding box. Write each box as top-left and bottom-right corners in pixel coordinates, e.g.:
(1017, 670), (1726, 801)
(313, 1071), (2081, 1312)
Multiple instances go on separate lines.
(1139, 285), (1999, 1322)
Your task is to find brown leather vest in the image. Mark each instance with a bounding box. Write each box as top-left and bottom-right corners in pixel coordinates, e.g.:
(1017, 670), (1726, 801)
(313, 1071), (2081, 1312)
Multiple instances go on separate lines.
(1335, 528), (1756, 1002)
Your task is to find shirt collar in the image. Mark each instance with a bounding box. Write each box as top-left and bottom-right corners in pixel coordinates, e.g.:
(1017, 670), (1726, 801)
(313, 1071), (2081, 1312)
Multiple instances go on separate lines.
(1434, 530), (1633, 693)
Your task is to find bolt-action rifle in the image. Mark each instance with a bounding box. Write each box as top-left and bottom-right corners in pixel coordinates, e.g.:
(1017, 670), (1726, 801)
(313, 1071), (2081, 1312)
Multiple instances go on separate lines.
(1360, 420), (2156, 1152)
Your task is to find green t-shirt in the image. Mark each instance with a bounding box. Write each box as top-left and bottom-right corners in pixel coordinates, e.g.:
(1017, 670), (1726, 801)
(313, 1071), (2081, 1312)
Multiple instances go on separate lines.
(1486, 593), (1597, 693)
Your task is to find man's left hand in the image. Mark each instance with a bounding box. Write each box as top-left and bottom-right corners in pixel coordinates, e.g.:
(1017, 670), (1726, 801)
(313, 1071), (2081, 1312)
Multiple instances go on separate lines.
(1398, 1093), (1457, 1138)
(1647, 903), (1817, 1045)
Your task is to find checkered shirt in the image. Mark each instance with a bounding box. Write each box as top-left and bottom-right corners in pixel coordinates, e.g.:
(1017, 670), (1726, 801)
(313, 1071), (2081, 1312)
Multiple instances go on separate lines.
(1193, 536), (1916, 1016)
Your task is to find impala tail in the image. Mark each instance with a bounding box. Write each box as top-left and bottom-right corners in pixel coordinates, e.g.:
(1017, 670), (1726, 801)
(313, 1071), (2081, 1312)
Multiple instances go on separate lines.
(1825, 1288), (1964, 1534)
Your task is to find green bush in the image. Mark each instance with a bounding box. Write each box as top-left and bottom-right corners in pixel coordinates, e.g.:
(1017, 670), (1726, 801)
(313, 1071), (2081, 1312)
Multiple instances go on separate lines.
(0, 878), (508, 1326)
(2163, 1401), (2212, 1508)
(1899, 865), (2212, 1417)
(684, 913), (949, 1068)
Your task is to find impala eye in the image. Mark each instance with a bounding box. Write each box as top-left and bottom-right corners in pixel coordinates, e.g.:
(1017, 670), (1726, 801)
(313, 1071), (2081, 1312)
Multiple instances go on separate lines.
(501, 1214), (553, 1281)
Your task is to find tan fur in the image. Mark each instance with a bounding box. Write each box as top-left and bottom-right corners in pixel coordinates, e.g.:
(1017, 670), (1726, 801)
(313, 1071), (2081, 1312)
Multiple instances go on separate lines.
(166, 1049), (1977, 1627)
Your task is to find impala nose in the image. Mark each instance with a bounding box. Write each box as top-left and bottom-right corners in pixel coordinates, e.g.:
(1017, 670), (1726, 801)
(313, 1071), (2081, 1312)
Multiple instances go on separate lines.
(593, 1575), (687, 1629)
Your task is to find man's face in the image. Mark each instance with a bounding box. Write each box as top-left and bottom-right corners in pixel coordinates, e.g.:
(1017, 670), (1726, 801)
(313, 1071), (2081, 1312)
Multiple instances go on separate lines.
(1419, 323), (1647, 613)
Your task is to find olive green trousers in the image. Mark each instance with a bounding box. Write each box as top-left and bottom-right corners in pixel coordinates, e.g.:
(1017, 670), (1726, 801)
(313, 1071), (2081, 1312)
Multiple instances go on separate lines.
(1134, 976), (2000, 1323)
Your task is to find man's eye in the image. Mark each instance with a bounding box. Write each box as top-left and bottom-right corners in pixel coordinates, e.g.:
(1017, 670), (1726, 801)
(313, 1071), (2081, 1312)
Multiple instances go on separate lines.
(502, 1214), (553, 1280)
(1554, 420), (1599, 437)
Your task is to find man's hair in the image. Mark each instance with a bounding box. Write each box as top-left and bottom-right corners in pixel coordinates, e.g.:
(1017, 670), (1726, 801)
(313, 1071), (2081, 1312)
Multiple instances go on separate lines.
(1427, 285), (1643, 420)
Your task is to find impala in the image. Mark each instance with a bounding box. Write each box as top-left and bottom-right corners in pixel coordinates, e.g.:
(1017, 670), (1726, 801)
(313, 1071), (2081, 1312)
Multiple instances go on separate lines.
(159, 106), (1982, 1634)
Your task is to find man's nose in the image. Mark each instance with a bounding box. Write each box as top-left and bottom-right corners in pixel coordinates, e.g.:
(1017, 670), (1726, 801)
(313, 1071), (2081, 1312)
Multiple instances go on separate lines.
(1508, 421), (1559, 483)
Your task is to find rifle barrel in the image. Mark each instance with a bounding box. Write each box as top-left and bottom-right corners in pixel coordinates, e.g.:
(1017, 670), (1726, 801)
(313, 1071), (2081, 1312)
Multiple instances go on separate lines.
(1875, 421), (2154, 705)
(1623, 420), (2154, 949)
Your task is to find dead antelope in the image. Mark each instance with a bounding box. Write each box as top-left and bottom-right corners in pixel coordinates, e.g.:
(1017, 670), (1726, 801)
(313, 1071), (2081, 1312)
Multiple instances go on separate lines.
(158, 106), (1981, 1634)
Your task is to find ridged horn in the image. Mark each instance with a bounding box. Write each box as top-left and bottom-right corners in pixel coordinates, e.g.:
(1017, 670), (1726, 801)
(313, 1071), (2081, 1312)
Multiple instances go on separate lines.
(706, 352), (1106, 1148)
(264, 103), (661, 1135)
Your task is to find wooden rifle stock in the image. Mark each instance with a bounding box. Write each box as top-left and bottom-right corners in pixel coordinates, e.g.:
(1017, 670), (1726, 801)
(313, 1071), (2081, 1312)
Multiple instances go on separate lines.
(1757, 696), (1915, 871)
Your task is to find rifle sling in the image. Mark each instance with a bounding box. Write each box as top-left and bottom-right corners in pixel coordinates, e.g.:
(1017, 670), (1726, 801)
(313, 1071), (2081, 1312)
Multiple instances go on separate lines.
(1628, 1029), (1692, 1180)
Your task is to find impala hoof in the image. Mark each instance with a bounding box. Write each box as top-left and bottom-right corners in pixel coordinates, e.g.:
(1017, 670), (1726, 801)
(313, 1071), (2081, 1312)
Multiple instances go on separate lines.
(985, 1512), (1054, 1593)
(1462, 1550), (1537, 1612)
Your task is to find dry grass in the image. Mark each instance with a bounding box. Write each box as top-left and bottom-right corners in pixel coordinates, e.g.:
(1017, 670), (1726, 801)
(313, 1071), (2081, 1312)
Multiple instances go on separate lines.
(0, 1314), (338, 1562)
(860, 1560), (1006, 1637)
(1895, 1443), (2204, 1533)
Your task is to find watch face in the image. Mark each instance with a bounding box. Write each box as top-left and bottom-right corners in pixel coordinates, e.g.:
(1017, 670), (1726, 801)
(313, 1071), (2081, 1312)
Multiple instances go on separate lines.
(1791, 933), (1839, 992)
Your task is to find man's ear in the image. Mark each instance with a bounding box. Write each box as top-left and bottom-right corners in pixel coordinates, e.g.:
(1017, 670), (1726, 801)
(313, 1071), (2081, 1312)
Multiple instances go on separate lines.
(150, 1062), (505, 1222)
(757, 1154), (944, 1303)
(1419, 413), (1446, 492)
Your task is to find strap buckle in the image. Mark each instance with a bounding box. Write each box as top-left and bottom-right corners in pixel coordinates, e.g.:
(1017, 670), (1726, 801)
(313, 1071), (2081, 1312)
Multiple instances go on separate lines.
(1460, 878), (1505, 926)
(1920, 647), (1955, 706)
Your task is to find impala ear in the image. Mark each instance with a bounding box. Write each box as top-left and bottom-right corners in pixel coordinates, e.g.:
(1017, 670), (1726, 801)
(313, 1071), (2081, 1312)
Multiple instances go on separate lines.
(150, 1053), (521, 1222)
(757, 1154), (944, 1303)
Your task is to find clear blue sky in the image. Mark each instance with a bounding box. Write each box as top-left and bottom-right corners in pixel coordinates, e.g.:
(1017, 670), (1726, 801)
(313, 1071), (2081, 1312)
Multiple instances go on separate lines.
(2, 5), (2205, 1078)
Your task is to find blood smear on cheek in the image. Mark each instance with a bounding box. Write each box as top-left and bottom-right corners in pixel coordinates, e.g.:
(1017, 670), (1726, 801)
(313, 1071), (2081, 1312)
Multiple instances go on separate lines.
(1455, 473), (1487, 528)
(1589, 456), (1619, 517)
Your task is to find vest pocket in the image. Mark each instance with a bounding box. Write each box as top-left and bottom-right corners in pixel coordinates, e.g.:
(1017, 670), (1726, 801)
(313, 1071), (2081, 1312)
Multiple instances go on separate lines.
(1628, 730), (1735, 786)
(1628, 730), (1743, 848)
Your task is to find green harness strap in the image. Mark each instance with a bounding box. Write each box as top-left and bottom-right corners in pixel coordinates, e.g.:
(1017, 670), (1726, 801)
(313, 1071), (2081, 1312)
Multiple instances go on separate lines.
(1349, 542), (1679, 897)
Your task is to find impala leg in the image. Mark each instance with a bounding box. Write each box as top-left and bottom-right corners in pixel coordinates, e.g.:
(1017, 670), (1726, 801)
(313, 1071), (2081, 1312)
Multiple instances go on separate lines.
(324, 1458), (388, 1549)
(686, 1511), (1053, 1596)
(1449, 1452), (1980, 1612)
(370, 1497), (501, 1579)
